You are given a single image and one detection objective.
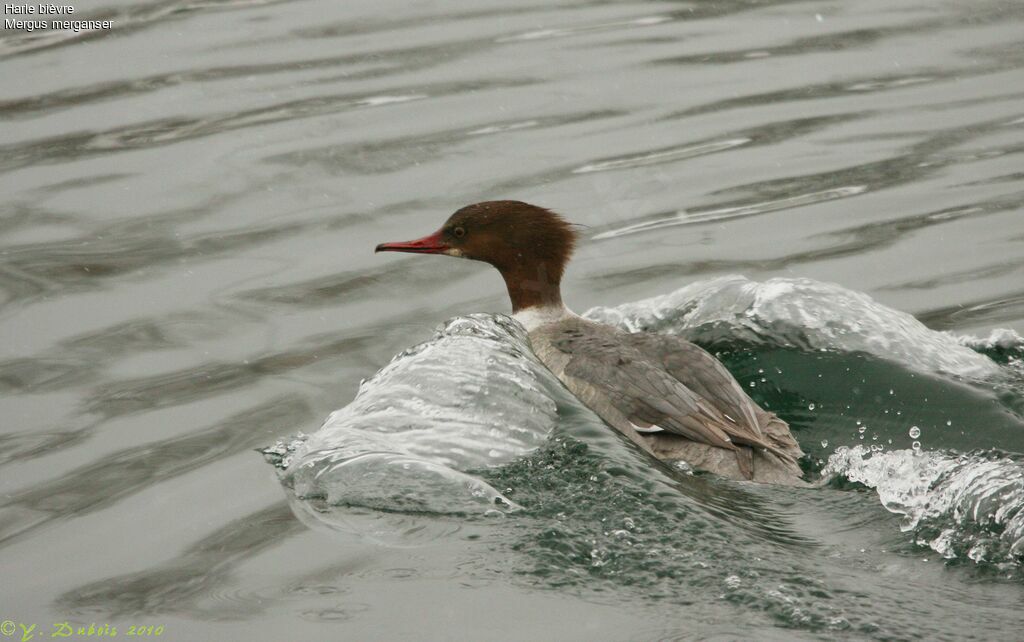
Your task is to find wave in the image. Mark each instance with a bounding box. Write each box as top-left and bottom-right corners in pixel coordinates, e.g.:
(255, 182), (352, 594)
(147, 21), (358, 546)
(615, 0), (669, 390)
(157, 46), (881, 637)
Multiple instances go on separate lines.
(263, 314), (563, 516)
(585, 275), (1009, 380)
(824, 445), (1024, 569)
(265, 276), (1021, 555)
(955, 328), (1024, 375)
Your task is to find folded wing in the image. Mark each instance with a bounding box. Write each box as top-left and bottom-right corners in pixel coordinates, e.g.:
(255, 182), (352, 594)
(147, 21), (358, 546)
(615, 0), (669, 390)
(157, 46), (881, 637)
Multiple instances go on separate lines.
(551, 325), (782, 458)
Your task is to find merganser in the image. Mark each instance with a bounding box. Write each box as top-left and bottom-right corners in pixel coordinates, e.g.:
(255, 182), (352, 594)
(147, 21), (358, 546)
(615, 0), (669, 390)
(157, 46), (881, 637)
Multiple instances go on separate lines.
(376, 201), (805, 484)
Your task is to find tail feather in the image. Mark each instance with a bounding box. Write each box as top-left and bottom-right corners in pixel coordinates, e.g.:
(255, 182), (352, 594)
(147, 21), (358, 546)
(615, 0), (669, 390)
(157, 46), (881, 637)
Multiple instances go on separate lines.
(734, 445), (755, 480)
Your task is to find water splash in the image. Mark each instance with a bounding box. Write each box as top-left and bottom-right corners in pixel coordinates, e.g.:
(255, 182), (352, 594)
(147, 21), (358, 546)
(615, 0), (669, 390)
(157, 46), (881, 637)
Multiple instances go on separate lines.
(266, 275), (1021, 566)
(585, 275), (1004, 379)
(824, 445), (1024, 568)
(955, 327), (1024, 370)
(265, 314), (563, 516)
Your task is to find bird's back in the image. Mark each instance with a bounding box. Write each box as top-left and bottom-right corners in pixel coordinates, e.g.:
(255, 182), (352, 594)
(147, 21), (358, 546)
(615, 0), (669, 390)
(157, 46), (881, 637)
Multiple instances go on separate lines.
(525, 315), (805, 485)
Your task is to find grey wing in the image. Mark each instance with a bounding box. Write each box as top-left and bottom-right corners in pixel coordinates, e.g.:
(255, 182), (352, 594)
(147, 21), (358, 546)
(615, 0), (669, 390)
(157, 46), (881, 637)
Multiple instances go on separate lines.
(625, 334), (766, 444)
(552, 331), (737, 451)
(626, 333), (801, 460)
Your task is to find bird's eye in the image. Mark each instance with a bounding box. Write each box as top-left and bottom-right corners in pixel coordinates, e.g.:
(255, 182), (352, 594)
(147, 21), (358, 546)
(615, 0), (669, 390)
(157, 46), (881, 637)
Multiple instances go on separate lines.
(453, 226), (466, 238)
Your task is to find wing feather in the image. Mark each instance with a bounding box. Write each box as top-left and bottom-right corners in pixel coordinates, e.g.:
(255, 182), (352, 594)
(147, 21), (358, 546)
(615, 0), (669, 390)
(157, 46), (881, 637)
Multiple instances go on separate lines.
(552, 322), (788, 459)
(554, 330), (738, 451)
(623, 333), (770, 447)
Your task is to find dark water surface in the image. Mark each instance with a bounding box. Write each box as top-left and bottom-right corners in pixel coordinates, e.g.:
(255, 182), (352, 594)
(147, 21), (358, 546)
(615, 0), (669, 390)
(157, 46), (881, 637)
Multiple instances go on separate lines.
(2, 0), (1024, 639)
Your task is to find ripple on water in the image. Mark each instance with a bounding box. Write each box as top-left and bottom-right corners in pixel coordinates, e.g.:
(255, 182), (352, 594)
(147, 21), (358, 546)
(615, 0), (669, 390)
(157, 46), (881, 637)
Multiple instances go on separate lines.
(592, 186), (867, 238)
(3, 0), (1024, 638)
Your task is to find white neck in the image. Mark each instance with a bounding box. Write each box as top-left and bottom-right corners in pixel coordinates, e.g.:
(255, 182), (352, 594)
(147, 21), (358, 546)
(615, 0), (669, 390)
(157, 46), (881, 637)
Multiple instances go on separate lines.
(512, 302), (578, 332)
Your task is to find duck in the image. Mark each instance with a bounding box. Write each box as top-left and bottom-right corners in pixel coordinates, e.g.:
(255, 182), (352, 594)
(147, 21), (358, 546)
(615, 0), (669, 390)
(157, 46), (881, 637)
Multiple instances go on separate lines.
(375, 200), (805, 484)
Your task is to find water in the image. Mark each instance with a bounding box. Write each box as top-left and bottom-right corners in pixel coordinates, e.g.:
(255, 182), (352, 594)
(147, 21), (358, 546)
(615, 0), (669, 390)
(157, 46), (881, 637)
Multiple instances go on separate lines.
(2, 0), (1024, 639)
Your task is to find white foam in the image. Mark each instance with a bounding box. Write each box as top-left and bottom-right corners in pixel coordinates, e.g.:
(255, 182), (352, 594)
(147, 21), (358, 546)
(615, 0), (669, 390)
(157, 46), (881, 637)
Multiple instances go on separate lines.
(585, 275), (1003, 379)
(280, 315), (562, 514)
(824, 445), (1024, 565)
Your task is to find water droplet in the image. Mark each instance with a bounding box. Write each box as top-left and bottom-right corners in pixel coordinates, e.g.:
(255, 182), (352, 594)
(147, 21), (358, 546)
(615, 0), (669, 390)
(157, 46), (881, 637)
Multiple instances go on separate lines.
(820, 439), (829, 448)
(808, 403), (816, 411)
(749, 381), (755, 388)
(912, 440), (921, 451)
(889, 389), (894, 395)
(908, 426), (921, 439)
(946, 420), (952, 426)
(858, 425), (866, 434)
